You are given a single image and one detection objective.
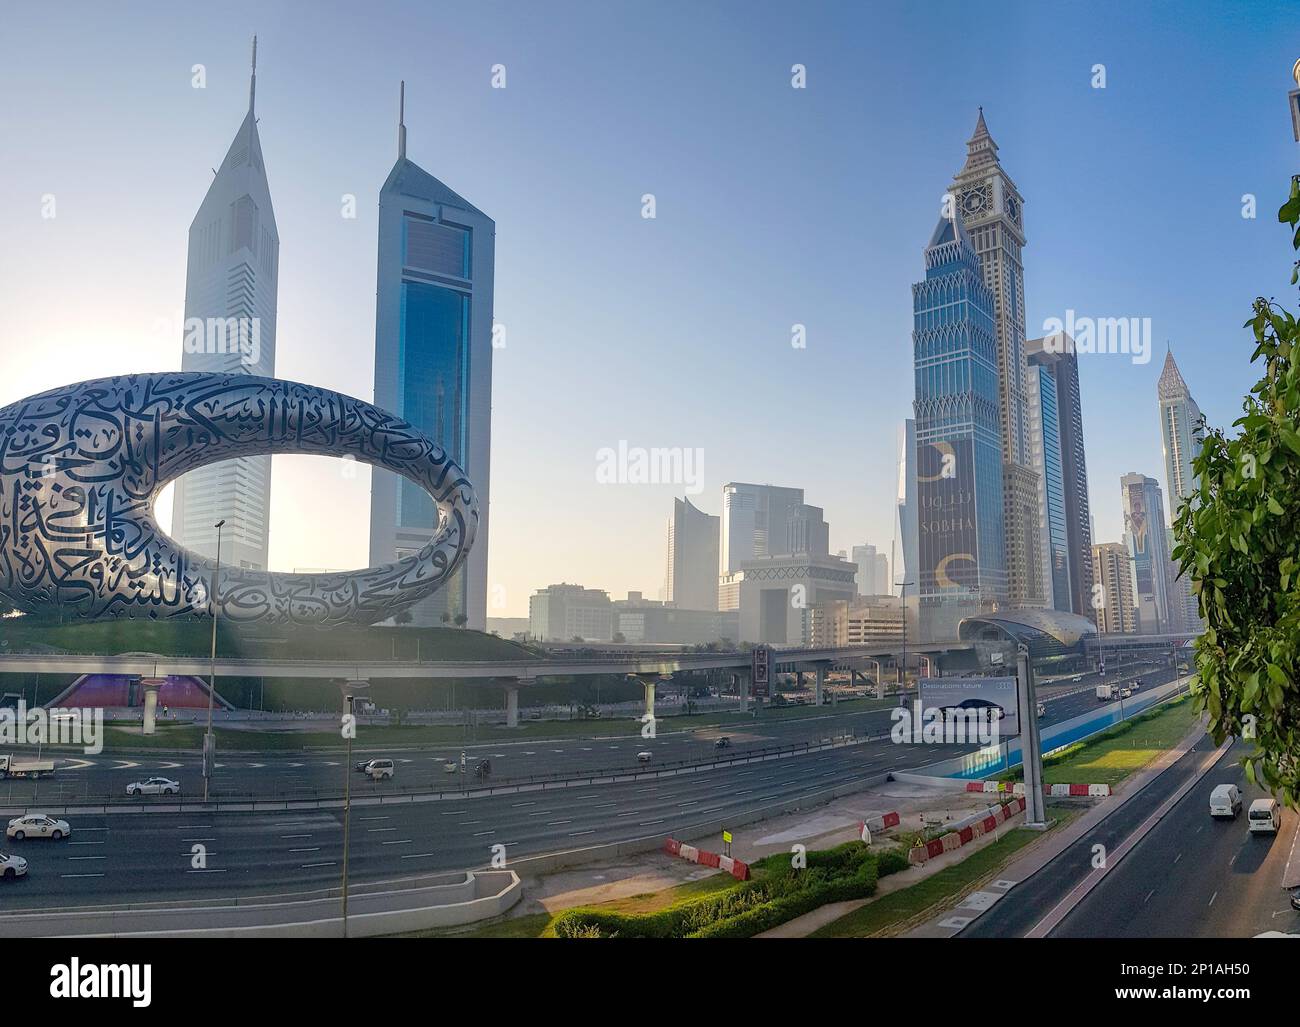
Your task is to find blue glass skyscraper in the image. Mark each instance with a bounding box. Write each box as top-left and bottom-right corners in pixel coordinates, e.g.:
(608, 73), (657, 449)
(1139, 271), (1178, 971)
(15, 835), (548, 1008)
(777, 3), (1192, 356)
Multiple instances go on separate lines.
(1027, 363), (1072, 610)
(912, 212), (1007, 641)
(369, 84), (495, 628)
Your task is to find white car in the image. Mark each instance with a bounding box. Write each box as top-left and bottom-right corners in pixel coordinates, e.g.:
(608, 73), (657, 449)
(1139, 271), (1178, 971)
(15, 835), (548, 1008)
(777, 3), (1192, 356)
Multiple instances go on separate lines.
(362, 759), (394, 781)
(126, 777), (181, 796)
(7, 814), (71, 840)
(0, 851), (28, 880)
(1249, 798), (1281, 834)
(636, 751), (653, 763)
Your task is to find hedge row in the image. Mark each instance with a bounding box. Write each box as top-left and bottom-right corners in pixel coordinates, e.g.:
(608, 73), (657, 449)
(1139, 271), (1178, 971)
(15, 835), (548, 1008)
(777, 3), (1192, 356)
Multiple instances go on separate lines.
(548, 843), (910, 939)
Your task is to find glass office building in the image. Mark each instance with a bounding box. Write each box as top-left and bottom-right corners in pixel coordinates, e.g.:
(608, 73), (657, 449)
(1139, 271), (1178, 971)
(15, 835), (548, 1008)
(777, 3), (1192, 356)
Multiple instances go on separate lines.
(369, 90), (495, 628)
(912, 212), (1007, 642)
(1027, 364), (1072, 611)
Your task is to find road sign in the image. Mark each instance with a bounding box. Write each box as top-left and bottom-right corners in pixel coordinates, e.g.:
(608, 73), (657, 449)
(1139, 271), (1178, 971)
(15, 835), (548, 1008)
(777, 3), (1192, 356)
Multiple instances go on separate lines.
(722, 830), (732, 857)
(751, 646), (773, 698)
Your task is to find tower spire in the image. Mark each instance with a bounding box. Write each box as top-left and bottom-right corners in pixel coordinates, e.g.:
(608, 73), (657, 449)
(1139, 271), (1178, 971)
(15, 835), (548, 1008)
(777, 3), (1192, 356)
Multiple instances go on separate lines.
(249, 35), (257, 115)
(398, 81), (407, 159)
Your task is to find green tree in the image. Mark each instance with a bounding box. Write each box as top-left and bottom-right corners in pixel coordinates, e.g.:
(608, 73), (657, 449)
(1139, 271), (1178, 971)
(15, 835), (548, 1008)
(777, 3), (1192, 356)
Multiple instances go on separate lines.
(1173, 180), (1300, 806)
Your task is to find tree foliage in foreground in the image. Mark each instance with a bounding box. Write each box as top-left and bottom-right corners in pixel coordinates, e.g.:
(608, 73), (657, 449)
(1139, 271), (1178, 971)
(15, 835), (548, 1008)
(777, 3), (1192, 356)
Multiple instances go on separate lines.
(1172, 180), (1300, 807)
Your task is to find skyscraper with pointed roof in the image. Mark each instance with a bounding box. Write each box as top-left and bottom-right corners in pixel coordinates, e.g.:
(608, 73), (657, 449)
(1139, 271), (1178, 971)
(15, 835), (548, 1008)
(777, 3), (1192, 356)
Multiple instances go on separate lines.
(368, 83), (495, 629)
(912, 207), (1007, 641)
(950, 110), (1045, 613)
(171, 38), (278, 571)
(1158, 346), (1204, 630)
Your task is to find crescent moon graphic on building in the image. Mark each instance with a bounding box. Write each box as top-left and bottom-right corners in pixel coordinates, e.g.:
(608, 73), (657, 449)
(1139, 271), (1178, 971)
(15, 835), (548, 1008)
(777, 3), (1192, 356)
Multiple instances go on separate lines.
(935, 552), (976, 589)
(916, 441), (957, 483)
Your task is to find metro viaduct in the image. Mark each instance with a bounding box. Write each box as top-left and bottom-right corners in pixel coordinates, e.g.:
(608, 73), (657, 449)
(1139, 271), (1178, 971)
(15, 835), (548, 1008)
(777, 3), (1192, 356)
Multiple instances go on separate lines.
(0, 642), (970, 728)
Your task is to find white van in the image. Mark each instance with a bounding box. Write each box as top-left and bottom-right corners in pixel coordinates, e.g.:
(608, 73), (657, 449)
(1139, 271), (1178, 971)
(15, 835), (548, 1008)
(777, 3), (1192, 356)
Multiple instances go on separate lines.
(1209, 783), (1242, 818)
(1248, 798), (1281, 834)
(364, 758), (394, 781)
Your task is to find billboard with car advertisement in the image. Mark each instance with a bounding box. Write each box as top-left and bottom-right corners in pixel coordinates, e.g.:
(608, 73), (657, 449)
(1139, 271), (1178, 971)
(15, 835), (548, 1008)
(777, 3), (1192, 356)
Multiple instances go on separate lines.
(918, 675), (1020, 738)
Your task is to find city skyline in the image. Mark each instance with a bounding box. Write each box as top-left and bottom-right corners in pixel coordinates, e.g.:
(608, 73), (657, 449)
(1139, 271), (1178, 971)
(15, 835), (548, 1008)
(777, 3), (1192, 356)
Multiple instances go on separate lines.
(2, 1), (1294, 617)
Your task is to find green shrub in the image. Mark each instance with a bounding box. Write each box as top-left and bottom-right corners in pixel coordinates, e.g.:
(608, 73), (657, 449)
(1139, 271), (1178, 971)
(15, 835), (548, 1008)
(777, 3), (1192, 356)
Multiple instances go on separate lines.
(550, 843), (897, 939)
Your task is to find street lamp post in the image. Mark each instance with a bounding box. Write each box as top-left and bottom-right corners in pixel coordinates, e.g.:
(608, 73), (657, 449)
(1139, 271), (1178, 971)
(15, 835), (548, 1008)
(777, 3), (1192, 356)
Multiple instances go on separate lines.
(341, 692), (354, 938)
(202, 518), (225, 802)
(898, 580), (914, 706)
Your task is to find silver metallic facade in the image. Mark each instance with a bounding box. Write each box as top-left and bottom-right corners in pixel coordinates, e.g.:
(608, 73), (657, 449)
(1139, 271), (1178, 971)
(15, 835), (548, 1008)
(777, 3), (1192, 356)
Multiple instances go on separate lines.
(0, 373), (476, 626)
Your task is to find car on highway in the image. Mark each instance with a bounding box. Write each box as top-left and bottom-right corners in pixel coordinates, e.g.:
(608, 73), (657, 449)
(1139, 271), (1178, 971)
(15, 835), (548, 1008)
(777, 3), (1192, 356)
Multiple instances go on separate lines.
(1291, 889), (1300, 913)
(473, 759), (491, 778)
(1036, 702), (1046, 718)
(636, 751), (653, 763)
(1209, 783), (1242, 818)
(6, 814), (71, 841)
(1248, 798), (1281, 834)
(714, 736), (731, 750)
(361, 758), (394, 781)
(1119, 687), (1133, 700)
(0, 851), (28, 880)
(125, 777), (181, 796)
(443, 759), (459, 774)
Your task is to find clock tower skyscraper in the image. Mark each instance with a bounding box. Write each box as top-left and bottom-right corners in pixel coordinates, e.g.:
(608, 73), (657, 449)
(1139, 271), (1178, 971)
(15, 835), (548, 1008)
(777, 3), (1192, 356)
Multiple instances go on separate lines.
(950, 109), (1046, 611)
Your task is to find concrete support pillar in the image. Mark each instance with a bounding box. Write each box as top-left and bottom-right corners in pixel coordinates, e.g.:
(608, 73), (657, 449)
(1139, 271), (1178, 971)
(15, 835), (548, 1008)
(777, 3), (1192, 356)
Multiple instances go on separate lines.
(643, 679), (656, 721)
(504, 683), (519, 728)
(141, 679), (162, 735)
(814, 664), (826, 706)
(738, 672), (749, 713)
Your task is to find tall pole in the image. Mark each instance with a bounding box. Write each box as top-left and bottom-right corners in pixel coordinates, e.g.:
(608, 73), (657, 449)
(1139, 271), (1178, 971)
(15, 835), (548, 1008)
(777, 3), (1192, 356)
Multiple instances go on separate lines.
(203, 519), (225, 802)
(342, 692), (354, 938)
(898, 581), (914, 706)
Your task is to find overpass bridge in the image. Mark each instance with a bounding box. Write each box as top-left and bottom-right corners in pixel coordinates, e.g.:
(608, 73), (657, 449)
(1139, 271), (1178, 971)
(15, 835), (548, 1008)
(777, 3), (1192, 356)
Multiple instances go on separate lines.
(0, 641), (975, 727)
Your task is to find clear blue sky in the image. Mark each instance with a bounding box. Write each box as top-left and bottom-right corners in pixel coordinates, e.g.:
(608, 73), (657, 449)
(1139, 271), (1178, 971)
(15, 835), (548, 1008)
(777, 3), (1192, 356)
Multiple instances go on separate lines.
(2, 0), (1298, 615)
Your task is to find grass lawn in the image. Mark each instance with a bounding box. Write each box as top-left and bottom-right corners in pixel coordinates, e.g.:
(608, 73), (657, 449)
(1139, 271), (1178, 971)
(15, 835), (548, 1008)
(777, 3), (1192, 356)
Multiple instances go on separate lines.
(1002, 696), (1200, 788)
(810, 808), (1079, 938)
(411, 872), (742, 938)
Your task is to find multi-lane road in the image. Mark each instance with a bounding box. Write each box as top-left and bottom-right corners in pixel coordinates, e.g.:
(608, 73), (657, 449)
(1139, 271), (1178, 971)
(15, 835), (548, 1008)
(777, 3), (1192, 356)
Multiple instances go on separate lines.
(0, 660), (1179, 913)
(0, 660), (1160, 805)
(1056, 740), (1300, 937)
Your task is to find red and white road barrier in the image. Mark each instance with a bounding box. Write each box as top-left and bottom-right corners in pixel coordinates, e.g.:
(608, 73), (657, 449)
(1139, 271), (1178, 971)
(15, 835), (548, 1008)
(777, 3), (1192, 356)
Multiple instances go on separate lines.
(856, 810), (901, 842)
(965, 780), (1110, 797)
(664, 838), (749, 880)
(908, 797), (1026, 864)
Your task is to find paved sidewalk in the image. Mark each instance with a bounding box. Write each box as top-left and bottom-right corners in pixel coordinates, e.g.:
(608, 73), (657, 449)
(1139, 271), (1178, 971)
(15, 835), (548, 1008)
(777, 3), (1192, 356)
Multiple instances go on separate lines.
(904, 715), (1210, 937)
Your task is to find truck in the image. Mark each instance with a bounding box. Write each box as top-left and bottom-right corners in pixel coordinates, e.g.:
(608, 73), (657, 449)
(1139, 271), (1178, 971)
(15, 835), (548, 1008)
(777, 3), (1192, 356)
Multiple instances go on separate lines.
(0, 754), (56, 779)
(1096, 684), (1117, 701)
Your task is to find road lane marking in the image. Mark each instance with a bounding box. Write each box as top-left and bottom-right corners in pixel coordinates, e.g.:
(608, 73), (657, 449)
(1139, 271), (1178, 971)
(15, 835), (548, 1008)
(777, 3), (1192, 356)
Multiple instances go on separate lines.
(1208, 890), (1218, 906)
(61, 873), (104, 878)
(281, 834), (311, 840)
(569, 829), (596, 837)
(368, 827), (397, 833)
(381, 839), (412, 845)
(301, 862), (336, 868)
(290, 847), (320, 853)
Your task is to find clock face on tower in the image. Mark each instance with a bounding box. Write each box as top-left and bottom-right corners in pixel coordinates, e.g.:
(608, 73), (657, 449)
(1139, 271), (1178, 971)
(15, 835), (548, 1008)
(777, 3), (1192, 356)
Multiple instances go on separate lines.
(1005, 194), (1021, 225)
(961, 185), (991, 218)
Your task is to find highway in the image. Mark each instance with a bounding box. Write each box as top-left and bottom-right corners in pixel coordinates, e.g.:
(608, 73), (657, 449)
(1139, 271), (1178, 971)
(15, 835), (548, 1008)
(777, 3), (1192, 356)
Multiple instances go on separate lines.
(0, 660), (1165, 805)
(1054, 740), (1300, 937)
(0, 660), (1176, 911)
